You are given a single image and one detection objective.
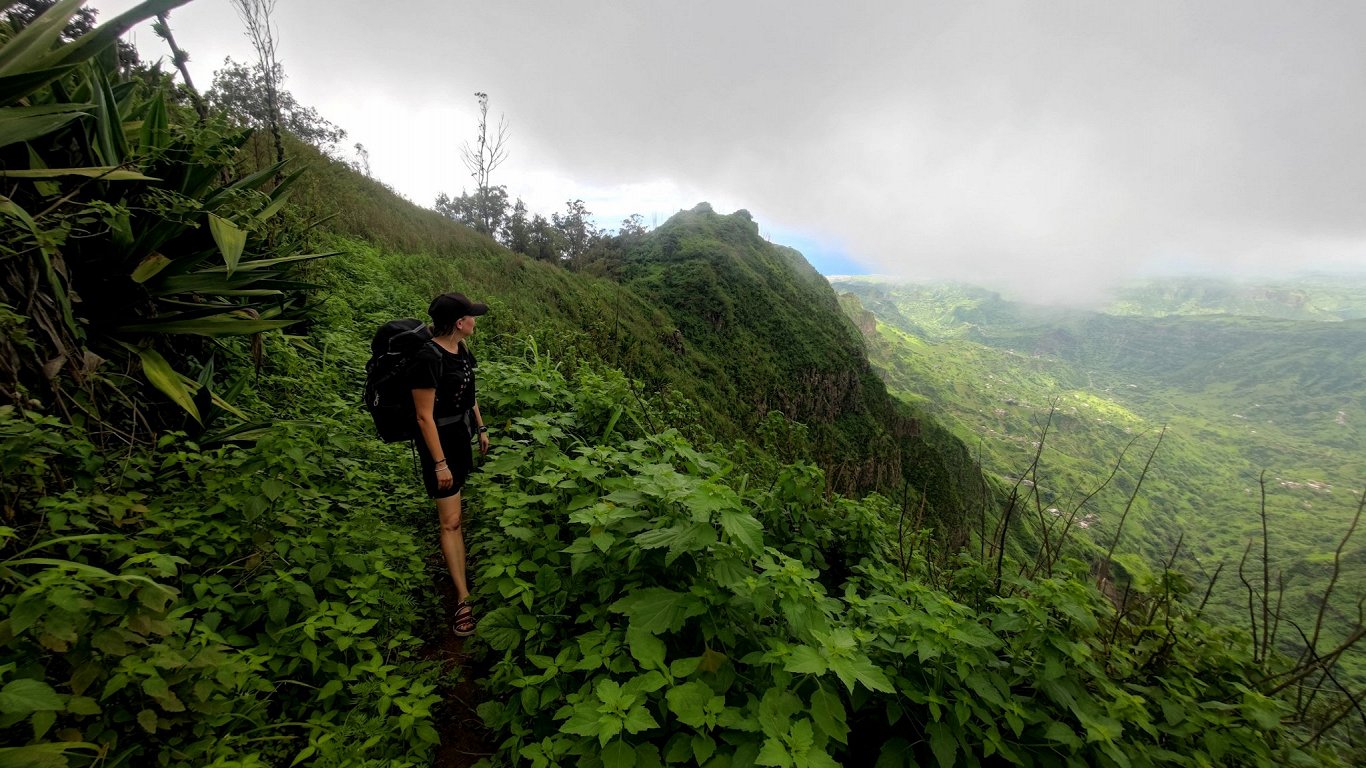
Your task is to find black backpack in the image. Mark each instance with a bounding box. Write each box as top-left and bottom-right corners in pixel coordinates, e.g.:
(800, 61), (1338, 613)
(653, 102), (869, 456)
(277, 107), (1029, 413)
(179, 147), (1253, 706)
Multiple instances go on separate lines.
(364, 319), (435, 442)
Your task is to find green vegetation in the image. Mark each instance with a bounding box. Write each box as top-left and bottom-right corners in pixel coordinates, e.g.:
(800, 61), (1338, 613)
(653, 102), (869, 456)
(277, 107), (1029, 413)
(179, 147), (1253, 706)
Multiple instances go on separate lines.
(608, 204), (986, 512)
(3, 2), (1361, 765)
(463, 343), (1330, 768)
(834, 278), (1366, 692)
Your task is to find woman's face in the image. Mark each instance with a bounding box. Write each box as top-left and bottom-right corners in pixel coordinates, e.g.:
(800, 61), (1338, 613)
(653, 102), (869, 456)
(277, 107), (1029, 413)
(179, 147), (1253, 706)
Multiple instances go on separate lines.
(458, 314), (476, 335)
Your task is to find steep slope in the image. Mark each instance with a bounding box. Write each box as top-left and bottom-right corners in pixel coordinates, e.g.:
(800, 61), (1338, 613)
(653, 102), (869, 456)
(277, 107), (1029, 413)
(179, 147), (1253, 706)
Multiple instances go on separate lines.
(285, 153), (990, 524)
(613, 204), (991, 517)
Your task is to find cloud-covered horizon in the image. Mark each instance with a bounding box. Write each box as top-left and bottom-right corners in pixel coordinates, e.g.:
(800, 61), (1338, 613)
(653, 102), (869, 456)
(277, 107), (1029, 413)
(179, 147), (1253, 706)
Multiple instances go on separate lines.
(95, 0), (1366, 301)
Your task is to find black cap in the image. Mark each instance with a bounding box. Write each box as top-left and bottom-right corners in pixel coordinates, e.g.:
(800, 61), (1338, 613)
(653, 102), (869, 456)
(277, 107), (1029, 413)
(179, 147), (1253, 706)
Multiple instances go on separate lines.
(428, 292), (489, 323)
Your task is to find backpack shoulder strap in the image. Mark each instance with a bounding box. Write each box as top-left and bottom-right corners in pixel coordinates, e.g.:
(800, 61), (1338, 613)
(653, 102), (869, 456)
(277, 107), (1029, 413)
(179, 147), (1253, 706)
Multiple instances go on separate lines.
(427, 340), (444, 378)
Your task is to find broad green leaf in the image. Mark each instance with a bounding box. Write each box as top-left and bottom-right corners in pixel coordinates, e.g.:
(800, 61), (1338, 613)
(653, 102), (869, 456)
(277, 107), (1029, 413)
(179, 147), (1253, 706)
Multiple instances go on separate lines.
(137, 89), (169, 152)
(1077, 706), (1123, 743)
(0, 0), (82, 77)
(718, 508), (764, 553)
(853, 660), (894, 694)
(262, 478), (287, 501)
(0, 64), (78, 104)
(809, 687), (848, 744)
(666, 681), (713, 728)
(758, 688), (804, 738)
(0, 678), (63, 715)
(627, 627), (666, 670)
(1044, 721), (1082, 748)
(927, 722), (957, 767)
(137, 347), (201, 422)
(664, 733), (693, 764)
(634, 522), (716, 563)
(202, 251), (339, 272)
(208, 214), (247, 276)
(25, 144), (59, 196)
(670, 656), (702, 678)
(149, 270), (277, 295)
(203, 158), (286, 210)
(1241, 692), (1283, 730)
(783, 645), (827, 675)
(610, 587), (704, 634)
(699, 648), (727, 673)
(136, 708), (157, 733)
(0, 166), (157, 181)
(691, 734), (716, 765)
(0, 107), (87, 149)
(67, 696), (101, 716)
(561, 706), (601, 737)
(88, 64), (125, 163)
(257, 166), (306, 221)
(595, 679), (624, 707)
(601, 740), (635, 768)
(0, 742), (100, 768)
(131, 252), (172, 283)
(118, 315), (299, 337)
(207, 388), (251, 418)
(0, 194), (39, 233)
(32, 711), (61, 741)
(622, 703), (659, 734)
(756, 738), (792, 768)
(827, 654), (893, 694)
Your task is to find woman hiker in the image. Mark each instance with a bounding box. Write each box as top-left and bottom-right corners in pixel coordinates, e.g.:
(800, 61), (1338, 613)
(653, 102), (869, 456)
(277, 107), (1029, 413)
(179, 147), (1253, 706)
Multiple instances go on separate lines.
(411, 292), (491, 637)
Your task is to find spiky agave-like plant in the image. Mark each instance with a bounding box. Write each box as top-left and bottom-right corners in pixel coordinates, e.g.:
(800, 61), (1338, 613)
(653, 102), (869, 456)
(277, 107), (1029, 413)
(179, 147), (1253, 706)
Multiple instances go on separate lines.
(0, 0), (335, 439)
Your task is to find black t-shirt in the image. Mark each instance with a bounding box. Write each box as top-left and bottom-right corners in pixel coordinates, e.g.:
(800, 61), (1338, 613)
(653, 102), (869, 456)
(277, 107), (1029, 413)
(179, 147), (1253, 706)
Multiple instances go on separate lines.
(409, 341), (477, 419)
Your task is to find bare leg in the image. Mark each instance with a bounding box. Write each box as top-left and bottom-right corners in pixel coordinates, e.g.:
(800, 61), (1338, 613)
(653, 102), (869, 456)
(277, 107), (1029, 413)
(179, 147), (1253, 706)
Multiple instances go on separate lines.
(436, 492), (469, 601)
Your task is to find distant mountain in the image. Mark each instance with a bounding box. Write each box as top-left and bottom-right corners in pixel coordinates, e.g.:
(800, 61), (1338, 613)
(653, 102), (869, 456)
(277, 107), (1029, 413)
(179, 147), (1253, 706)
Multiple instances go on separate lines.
(1106, 274), (1366, 321)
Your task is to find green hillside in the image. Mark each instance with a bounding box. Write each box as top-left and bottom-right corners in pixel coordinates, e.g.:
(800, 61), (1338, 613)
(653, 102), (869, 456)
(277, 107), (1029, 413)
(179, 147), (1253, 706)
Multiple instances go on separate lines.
(3, 4), (1361, 765)
(1106, 275), (1366, 321)
(283, 161), (994, 520)
(835, 278), (1366, 677)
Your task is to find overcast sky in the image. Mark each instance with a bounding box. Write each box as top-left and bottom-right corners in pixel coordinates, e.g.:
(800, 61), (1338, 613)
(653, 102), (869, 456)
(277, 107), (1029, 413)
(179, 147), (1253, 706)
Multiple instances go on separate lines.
(92, 0), (1366, 301)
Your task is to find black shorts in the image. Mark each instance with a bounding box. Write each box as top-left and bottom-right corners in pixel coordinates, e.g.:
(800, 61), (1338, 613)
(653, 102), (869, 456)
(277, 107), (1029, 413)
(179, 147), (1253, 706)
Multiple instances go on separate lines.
(414, 420), (473, 499)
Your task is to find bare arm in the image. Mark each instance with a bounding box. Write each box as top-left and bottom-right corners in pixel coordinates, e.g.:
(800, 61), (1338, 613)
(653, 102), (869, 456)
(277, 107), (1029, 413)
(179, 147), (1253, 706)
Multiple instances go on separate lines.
(413, 388), (453, 488)
(473, 402), (489, 455)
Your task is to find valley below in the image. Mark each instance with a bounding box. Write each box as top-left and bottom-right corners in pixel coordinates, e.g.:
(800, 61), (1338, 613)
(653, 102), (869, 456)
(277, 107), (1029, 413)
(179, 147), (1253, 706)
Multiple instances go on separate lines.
(834, 275), (1366, 675)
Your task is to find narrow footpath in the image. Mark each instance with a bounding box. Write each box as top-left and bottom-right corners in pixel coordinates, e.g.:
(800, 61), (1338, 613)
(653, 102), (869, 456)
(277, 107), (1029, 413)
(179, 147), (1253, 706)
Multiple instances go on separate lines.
(428, 561), (495, 767)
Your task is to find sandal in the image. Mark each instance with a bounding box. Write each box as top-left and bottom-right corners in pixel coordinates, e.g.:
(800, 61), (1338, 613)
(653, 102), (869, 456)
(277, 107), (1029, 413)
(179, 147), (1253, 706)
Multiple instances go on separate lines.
(453, 600), (477, 638)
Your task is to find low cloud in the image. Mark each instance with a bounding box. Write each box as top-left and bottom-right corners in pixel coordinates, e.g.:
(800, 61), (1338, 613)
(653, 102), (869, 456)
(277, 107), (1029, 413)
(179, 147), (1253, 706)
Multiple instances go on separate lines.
(100, 0), (1366, 302)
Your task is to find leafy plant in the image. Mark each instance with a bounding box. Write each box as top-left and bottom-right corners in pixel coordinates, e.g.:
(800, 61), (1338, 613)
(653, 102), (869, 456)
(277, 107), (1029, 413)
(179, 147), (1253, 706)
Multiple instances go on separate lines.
(1, 0), (332, 434)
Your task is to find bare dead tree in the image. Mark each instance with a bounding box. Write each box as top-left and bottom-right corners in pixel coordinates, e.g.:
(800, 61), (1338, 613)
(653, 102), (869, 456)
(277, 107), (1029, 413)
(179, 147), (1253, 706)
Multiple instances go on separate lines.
(1032, 428), (1150, 580)
(230, 0), (284, 165)
(1258, 471), (1273, 665)
(1100, 426), (1166, 575)
(1238, 539), (1261, 662)
(462, 92), (510, 236)
(993, 403), (1054, 593)
(1307, 488), (1365, 659)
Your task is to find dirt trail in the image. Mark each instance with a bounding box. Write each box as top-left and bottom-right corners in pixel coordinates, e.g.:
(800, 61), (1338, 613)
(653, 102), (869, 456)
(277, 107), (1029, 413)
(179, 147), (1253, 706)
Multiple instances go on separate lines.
(428, 566), (495, 767)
